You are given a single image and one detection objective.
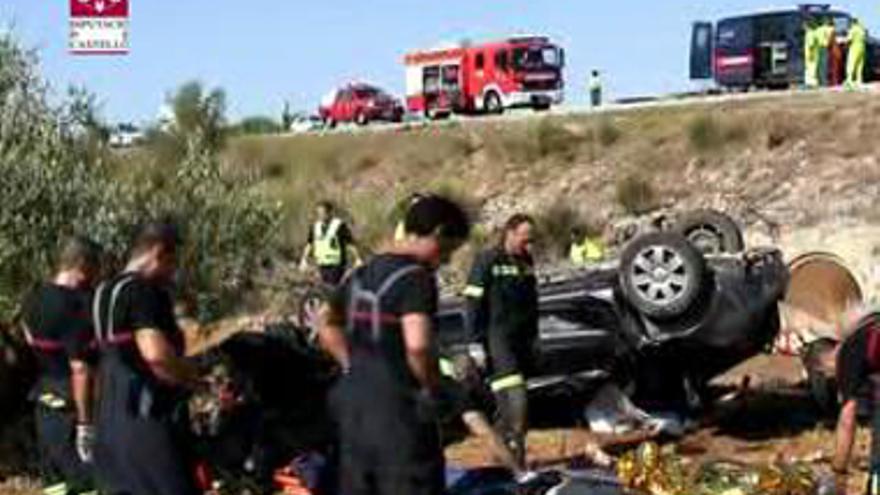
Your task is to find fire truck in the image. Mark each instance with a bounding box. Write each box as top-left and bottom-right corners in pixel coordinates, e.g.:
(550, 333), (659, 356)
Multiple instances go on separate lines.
(404, 36), (565, 118)
(690, 4), (880, 89)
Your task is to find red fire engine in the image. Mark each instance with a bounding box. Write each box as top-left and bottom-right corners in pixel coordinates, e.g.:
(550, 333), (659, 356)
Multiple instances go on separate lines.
(404, 36), (565, 118)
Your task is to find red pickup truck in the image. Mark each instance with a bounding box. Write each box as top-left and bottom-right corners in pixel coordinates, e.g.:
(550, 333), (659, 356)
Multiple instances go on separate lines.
(318, 83), (404, 128)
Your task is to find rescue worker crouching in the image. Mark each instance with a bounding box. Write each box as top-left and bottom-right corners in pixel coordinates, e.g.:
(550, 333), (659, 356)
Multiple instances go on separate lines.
(830, 309), (880, 495)
(464, 214), (539, 467)
(318, 194), (471, 495)
(569, 226), (607, 266)
(92, 222), (205, 495)
(20, 237), (103, 495)
(300, 201), (362, 286)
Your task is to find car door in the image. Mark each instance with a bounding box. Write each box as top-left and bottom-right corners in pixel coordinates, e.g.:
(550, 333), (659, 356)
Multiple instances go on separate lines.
(336, 89), (353, 122)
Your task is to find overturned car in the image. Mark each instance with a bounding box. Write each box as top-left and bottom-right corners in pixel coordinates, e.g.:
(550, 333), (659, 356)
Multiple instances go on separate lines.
(436, 211), (789, 411)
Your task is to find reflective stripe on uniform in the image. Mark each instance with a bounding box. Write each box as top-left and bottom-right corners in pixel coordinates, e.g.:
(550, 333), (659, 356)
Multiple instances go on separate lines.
(491, 265), (521, 277)
(43, 482), (67, 495)
(314, 218), (343, 266)
(439, 358), (455, 378)
(38, 393), (67, 410)
(463, 285), (485, 298)
(490, 373), (525, 392)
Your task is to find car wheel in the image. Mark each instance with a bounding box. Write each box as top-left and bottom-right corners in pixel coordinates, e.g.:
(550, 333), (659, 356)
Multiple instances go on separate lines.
(484, 91), (503, 114)
(533, 102), (551, 112)
(802, 338), (839, 416)
(355, 111), (369, 126)
(619, 232), (707, 320)
(674, 209), (744, 255)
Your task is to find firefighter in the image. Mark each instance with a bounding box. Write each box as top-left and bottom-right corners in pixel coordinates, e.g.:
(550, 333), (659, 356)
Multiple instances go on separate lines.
(830, 20), (845, 86)
(569, 227), (606, 266)
(20, 237), (102, 495)
(830, 309), (880, 495)
(588, 70), (603, 108)
(846, 18), (867, 88)
(300, 201), (362, 286)
(818, 18), (833, 87)
(438, 354), (525, 476)
(318, 194), (471, 495)
(92, 223), (204, 495)
(464, 214), (538, 467)
(394, 193), (425, 243)
(804, 20), (820, 88)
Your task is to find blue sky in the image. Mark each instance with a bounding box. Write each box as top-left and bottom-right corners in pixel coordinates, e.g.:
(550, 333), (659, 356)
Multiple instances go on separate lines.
(2, 1), (878, 123)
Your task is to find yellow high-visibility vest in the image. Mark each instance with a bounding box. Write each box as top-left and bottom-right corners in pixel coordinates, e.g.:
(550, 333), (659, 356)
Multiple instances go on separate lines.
(313, 218), (343, 266)
(570, 237), (606, 265)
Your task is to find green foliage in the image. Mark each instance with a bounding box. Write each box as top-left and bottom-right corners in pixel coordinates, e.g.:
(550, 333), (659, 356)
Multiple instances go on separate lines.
(535, 200), (583, 259)
(144, 80), (228, 161)
(0, 34), (280, 322)
(616, 173), (657, 215)
(533, 118), (580, 161)
(234, 115), (281, 136)
(597, 118), (622, 147)
(688, 114), (723, 152)
(687, 113), (748, 153)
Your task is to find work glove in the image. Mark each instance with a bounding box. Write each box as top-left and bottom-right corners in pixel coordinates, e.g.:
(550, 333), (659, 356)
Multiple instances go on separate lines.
(75, 423), (95, 463)
(467, 344), (488, 370)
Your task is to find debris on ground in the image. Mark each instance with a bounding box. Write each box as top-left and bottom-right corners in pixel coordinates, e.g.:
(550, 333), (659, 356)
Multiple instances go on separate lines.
(616, 442), (820, 495)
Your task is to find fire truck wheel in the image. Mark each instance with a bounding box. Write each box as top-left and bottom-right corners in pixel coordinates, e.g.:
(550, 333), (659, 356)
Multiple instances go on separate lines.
(355, 111), (369, 126)
(484, 91), (503, 114)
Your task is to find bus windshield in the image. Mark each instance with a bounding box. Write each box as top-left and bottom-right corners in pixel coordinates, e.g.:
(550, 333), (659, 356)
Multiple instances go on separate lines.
(512, 46), (562, 70)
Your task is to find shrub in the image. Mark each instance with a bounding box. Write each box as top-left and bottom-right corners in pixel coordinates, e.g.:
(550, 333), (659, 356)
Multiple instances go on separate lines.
(0, 34), (280, 322)
(597, 118), (622, 147)
(616, 173), (657, 215)
(688, 114), (723, 152)
(535, 200), (584, 259)
(234, 115), (281, 136)
(534, 119), (579, 161)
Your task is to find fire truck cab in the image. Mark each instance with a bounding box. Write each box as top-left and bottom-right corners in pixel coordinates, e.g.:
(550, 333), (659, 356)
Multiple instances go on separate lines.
(404, 36), (565, 118)
(690, 4), (880, 89)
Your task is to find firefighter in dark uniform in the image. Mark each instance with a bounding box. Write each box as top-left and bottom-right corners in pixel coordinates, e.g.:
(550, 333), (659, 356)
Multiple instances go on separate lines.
(20, 237), (102, 495)
(831, 310), (880, 495)
(464, 214), (538, 466)
(92, 223), (203, 495)
(300, 201), (362, 286)
(318, 194), (471, 495)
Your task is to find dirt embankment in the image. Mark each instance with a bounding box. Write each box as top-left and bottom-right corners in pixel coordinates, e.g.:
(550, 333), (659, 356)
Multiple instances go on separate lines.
(229, 90), (880, 298)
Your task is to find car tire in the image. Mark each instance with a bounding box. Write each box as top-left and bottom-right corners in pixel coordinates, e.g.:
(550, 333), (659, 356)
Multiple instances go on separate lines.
(484, 91), (503, 115)
(355, 111), (369, 126)
(533, 102), (551, 112)
(802, 338), (839, 416)
(674, 209), (744, 255)
(619, 232), (708, 320)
